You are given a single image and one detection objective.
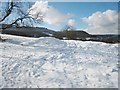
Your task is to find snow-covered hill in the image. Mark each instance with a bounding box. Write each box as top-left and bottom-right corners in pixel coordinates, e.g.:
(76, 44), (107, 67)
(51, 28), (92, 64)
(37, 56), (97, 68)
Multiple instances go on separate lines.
(0, 34), (118, 88)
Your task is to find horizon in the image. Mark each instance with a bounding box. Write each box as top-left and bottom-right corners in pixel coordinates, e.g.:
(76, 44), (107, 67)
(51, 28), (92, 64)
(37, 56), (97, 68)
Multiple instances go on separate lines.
(1, 23), (120, 35)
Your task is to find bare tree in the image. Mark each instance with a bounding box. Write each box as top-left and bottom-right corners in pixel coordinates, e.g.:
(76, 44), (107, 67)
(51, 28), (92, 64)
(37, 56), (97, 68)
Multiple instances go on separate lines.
(61, 25), (76, 40)
(0, 1), (14, 22)
(0, 0), (43, 29)
(0, 0), (44, 40)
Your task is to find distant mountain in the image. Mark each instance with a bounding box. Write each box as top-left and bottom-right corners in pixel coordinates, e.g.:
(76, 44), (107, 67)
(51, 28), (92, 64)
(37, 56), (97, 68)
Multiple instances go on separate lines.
(53, 30), (93, 40)
(1, 25), (56, 37)
(1, 25), (92, 39)
(91, 34), (120, 43)
(1, 24), (119, 43)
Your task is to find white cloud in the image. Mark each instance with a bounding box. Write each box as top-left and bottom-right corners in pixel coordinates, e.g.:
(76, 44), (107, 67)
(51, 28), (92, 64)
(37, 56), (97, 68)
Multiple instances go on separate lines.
(29, 1), (72, 25)
(68, 19), (76, 27)
(82, 10), (118, 34)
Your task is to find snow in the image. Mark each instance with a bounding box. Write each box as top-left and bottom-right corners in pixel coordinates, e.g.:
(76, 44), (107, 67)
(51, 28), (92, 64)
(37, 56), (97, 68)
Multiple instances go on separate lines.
(0, 34), (119, 88)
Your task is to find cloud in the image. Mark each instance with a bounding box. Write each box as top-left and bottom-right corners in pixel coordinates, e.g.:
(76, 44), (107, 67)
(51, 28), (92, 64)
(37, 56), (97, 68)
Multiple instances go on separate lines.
(68, 19), (76, 27)
(29, 1), (72, 25)
(82, 10), (118, 34)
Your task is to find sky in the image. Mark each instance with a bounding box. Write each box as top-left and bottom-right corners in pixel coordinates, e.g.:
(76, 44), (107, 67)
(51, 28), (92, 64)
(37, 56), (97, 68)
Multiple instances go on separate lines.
(47, 2), (118, 30)
(1, 0), (120, 2)
(0, 1), (119, 34)
(36, 2), (118, 34)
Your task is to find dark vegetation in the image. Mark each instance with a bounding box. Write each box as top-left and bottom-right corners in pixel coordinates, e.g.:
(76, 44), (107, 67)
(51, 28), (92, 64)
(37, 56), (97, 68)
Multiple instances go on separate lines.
(54, 31), (120, 44)
(0, 24), (119, 44)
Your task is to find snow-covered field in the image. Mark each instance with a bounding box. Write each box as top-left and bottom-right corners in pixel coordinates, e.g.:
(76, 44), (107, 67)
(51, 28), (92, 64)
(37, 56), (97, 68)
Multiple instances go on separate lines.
(0, 34), (119, 88)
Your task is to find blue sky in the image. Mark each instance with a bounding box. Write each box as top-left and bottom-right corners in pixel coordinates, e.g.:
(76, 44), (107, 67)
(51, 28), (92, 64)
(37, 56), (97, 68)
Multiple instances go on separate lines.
(44, 2), (118, 30)
(1, 1), (118, 34)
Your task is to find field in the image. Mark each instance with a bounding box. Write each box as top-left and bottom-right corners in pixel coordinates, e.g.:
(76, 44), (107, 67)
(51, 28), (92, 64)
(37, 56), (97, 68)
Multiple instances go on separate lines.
(0, 34), (118, 88)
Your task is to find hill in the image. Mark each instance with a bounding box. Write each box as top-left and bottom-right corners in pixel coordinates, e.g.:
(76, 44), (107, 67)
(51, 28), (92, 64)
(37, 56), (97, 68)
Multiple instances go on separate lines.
(1, 24), (119, 43)
(1, 25), (55, 38)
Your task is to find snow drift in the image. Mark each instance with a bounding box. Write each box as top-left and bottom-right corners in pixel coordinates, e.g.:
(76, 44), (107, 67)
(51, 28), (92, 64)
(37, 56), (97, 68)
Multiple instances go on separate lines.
(0, 34), (118, 88)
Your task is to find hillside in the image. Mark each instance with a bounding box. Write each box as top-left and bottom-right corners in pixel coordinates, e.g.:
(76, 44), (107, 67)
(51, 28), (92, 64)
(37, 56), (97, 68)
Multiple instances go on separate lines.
(1, 26), (55, 38)
(53, 30), (92, 39)
(1, 25), (119, 43)
(0, 34), (118, 88)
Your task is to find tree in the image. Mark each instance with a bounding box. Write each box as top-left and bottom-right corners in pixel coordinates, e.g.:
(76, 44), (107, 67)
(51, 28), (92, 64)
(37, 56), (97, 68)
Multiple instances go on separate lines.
(0, 0), (43, 29)
(0, 0), (44, 40)
(61, 25), (76, 40)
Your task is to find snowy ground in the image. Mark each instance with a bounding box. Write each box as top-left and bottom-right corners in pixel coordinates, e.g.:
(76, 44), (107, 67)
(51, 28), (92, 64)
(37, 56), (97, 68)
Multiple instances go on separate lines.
(0, 34), (119, 88)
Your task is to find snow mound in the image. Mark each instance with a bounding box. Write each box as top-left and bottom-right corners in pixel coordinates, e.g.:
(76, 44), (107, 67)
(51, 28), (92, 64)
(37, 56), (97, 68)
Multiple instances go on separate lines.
(1, 35), (67, 48)
(0, 34), (119, 88)
(24, 37), (67, 48)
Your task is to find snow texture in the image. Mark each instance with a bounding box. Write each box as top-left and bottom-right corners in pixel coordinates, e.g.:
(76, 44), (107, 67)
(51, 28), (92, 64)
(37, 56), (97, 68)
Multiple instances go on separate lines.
(0, 34), (118, 88)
